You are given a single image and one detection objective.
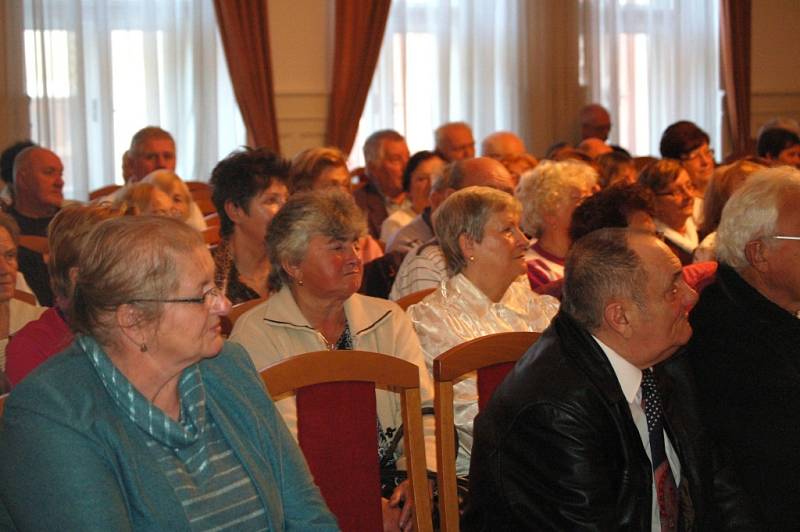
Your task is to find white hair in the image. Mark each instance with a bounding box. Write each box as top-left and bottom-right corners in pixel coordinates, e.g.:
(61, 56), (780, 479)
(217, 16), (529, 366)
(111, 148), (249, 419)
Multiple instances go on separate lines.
(717, 166), (800, 270)
(515, 160), (597, 237)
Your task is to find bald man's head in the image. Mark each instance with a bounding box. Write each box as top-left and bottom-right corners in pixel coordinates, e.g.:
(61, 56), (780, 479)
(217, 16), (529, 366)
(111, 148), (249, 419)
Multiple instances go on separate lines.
(481, 131), (526, 160)
(450, 157), (514, 195)
(13, 147), (64, 218)
(580, 104), (612, 141)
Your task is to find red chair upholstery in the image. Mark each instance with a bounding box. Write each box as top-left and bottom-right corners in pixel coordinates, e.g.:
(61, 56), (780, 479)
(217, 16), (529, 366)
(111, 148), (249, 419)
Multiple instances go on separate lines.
(260, 350), (433, 532)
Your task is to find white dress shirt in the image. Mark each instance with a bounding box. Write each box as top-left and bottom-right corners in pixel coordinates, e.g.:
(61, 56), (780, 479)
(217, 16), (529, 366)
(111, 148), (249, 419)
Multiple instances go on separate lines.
(593, 336), (682, 532)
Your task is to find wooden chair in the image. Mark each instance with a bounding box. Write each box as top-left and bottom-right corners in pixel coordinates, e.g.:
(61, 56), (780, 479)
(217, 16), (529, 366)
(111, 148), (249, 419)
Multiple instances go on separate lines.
(194, 197), (216, 216)
(18, 235), (49, 257)
(260, 350), (433, 532)
(220, 296), (266, 336)
(0, 393), (7, 417)
(204, 212), (221, 227)
(13, 289), (36, 306)
(395, 288), (436, 311)
(202, 226), (221, 246)
(89, 184), (122, 201)
(433, 331), (541, 531)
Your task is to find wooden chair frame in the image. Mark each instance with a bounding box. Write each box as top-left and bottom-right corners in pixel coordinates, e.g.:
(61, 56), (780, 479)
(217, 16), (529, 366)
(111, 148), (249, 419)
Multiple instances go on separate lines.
(395, 288), (436, 311)
(432, 331), (541, 532)
(260, 350), (433, 532)
(0, 393), (7, 417)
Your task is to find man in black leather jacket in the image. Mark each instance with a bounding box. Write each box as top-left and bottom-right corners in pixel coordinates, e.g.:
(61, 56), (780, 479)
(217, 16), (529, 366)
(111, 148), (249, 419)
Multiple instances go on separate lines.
(464, 228), (760, 530)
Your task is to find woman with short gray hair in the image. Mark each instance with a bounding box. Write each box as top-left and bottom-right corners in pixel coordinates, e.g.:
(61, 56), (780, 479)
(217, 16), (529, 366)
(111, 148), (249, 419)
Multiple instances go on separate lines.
(230, 188), (436, 530)
(407, 186), (559, 479)
(516, 160), (597, 289)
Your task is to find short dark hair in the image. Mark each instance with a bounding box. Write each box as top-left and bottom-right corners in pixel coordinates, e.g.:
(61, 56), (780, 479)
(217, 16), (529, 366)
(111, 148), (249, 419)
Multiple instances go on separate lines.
(659, 121), (710, 159)
(569, 184), (655, 242)
(0, 140), (36, 184)
(562, 228), (648, 331)
(596, 151), (633, 188)
(757, 128), (800, 159)
(210, 147), (290, 238)
(402, 151), (439, 192)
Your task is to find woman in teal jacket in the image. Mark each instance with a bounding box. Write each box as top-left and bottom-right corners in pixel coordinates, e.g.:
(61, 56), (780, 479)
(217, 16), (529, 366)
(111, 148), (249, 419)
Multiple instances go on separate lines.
(0, 216), (337, 531)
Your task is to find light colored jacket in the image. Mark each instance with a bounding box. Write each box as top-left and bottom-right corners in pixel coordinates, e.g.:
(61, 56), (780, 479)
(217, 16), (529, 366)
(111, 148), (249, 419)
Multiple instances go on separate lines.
(230, 286), (438, 472)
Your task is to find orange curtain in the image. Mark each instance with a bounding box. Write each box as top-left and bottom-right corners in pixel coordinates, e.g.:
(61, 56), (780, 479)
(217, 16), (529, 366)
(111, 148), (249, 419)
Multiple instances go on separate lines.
(325, 0), (392, 155)
(213, 0), (280, 153)
(720, 0), (752, 157)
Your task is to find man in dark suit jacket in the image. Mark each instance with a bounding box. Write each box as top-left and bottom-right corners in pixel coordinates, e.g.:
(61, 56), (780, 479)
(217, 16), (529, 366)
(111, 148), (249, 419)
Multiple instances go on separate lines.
(465, 228), (758, 530)
(688, 167), (800, 530)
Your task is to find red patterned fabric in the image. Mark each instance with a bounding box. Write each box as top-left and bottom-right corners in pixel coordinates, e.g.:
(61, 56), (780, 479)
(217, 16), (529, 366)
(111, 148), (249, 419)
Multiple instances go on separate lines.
(296, 381), (382, 531)
(477, 363), (516, 412)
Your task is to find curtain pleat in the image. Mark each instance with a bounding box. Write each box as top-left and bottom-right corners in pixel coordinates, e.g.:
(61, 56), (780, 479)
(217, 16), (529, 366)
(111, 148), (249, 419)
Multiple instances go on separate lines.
(325, 0), (392, 156)
(719, 0), (752, 157)
(213, 0), (280, 153)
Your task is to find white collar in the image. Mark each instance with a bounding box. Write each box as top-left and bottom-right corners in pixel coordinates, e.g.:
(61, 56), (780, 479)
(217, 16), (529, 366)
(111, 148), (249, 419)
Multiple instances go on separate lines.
(592, 335), (643, 404)
(655, 216), (699, 252)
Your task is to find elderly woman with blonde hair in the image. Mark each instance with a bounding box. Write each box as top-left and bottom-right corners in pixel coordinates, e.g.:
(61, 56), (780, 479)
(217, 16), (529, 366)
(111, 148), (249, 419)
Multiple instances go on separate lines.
(113, 181), (178, 217)
(0, 216), (336, 529)
(516, 159), (597, 289)
(407, 186), (558, 478)
(230, 189), (436, 530)
(142, 168), (207, 230)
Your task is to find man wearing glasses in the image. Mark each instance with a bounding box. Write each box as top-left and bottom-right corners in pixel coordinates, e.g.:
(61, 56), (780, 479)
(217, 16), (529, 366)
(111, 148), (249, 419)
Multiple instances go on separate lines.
(688, 166), (800, 530)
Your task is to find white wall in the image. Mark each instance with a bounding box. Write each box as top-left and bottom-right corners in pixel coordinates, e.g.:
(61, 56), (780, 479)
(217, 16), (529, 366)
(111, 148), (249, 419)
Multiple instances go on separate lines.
(269, 0), (332, 158)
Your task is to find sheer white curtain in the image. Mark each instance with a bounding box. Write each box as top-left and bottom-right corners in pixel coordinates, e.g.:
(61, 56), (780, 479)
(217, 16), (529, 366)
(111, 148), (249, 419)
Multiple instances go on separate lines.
(580, 0), (721, 157)
(21, 0), (245, 200)
(349, 0), (527, 167)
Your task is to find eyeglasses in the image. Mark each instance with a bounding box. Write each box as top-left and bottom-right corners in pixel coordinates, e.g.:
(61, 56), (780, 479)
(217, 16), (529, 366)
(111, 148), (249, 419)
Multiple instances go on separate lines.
(655, 182), (696, 198)
(771, 235), (800, 241)
(129, 286), (224, 306)
(681, 147), (714, 163)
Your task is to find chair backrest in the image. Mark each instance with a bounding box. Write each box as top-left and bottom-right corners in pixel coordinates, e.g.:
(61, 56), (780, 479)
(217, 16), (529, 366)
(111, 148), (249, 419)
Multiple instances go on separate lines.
(202, 226), (221, 246)
(260, 350), (433, 532)
(204, 212), (221, 227)
(220, 296), (266, 336)
(89, 184), (122, 200)
(0, 393), (7, 417)
(13, 289), (36, 306)
(18, 235), (49, 257)
(432, 331), (541, 531)
(395, 287), (436, 311)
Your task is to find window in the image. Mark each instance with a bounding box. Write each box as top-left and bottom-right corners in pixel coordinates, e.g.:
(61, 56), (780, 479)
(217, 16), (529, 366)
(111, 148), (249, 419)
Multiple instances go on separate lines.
(349, 0), (526, 167)
(580, 0), (722, 156)
(22, 0), (245, 199)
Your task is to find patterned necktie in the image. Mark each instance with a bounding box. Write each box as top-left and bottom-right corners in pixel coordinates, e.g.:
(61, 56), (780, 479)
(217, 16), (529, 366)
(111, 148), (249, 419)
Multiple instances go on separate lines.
(641, 368), (679, 531)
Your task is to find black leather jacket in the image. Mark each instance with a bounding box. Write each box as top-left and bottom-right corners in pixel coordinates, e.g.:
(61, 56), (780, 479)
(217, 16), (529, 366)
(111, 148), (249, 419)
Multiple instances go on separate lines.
(463, 311), (761, 531)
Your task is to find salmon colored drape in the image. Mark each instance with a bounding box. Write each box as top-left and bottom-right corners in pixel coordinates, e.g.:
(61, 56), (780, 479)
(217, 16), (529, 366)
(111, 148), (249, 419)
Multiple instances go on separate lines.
(213, 0), (280, 153)
(720, 0), (752, 157)
(325, 0), (392, 156)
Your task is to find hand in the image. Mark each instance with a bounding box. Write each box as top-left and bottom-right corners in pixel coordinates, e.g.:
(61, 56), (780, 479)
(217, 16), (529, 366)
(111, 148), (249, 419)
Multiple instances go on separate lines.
(387, 480), (416, 532)
(381, 496), (403, 532)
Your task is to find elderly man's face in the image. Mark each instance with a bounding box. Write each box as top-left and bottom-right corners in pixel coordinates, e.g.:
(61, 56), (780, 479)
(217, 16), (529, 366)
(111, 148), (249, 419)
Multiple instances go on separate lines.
(368, 139), (409, 199)
(625, 235), (698, 368)
(0, 227), (18, 302)
(439, 126), (475, 162)
(17, 148), (64, 216)
(130, 138), (176, 182)
(760, 191), (800, 311)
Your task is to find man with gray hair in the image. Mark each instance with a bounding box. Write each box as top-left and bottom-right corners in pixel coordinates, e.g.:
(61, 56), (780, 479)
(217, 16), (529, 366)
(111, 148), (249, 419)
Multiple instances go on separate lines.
(464, 228), (758, 529)
(434, 121), (475, 162)
(124, 126), (176, 184)
(688, 167), (800, 529)
(480, 131), (526, 160)
(354, 129), (410, 239)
